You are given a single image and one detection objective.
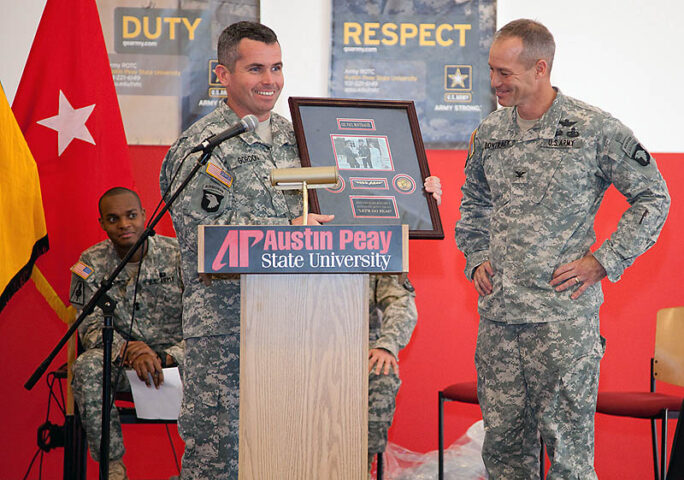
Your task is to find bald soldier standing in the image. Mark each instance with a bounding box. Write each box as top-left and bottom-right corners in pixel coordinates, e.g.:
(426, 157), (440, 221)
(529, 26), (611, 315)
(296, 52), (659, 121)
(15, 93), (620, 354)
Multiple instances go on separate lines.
(455, 19), (670, 479)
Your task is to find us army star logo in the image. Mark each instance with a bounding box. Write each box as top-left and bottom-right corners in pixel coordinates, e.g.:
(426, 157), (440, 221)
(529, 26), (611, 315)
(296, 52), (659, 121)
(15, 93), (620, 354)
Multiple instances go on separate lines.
(448, 68), (469, 88)
(444, 65), (472, 92)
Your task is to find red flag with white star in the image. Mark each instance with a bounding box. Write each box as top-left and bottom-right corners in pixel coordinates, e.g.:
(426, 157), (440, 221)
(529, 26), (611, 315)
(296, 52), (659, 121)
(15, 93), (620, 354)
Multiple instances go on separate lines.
(12, 0), (134, 300)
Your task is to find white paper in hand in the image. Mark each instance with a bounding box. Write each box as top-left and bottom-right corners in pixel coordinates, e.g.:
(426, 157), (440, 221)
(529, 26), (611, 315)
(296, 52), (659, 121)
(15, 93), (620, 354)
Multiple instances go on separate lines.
(124, 367), (183, 420)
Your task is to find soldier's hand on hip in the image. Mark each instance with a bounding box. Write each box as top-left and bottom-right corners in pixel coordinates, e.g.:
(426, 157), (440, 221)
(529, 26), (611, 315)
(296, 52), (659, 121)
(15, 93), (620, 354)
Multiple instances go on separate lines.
(550, 253), (607, 300)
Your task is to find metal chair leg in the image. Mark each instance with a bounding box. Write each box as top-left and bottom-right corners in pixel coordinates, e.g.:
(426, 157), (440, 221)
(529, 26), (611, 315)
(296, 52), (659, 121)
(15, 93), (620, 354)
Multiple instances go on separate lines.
(654, 416), (662, 480)
(666, 403), (684, 480)
(63, 407), (87, 480)
(662, 411), (669, 480)
(438, 391), (445, 480)
(539, 438), (544, 479)
(376, 452), (383, 480)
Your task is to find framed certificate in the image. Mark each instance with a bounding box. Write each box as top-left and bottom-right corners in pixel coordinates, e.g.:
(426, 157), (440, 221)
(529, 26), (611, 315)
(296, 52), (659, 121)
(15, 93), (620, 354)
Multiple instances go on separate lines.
(289, 97), (443, 239)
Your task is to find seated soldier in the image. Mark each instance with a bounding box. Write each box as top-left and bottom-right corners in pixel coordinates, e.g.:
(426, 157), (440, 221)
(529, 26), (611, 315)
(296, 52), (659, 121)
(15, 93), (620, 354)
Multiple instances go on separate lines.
(367, 274), (417, 473)
(69, 187), (184, 480)
(367, 177), (441, 474)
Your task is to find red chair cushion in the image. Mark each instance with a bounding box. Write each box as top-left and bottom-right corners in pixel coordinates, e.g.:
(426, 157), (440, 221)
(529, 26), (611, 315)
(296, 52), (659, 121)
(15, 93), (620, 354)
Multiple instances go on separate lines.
(596, 392), (683, 418)
(442, 381), (479, 404)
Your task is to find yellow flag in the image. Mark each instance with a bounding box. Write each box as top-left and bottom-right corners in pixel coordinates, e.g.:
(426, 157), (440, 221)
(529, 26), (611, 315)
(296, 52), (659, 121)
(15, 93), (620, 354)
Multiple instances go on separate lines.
(0, 83), (48, 312)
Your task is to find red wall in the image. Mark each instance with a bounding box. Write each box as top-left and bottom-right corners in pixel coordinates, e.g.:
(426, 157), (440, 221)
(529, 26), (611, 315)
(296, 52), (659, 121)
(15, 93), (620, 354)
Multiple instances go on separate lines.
(1, 148), (682, 479)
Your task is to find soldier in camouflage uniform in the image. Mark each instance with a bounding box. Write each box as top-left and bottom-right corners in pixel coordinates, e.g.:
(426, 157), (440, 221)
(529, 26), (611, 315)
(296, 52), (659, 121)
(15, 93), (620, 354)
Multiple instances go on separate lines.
(160, 21), (440, 479)
(70, 187), (184, 480)
(367, 275), (417, 471)
(455, 19), (670, 479)
(160, 22), (317, 480)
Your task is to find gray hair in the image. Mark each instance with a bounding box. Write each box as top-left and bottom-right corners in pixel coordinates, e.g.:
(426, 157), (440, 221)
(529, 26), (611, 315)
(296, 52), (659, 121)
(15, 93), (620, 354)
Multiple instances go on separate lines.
(494, 19), (555, 71)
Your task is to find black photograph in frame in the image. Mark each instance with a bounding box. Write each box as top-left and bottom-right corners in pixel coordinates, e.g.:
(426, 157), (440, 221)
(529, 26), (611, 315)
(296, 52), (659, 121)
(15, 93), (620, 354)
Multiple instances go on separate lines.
(289, 97), (443, 239)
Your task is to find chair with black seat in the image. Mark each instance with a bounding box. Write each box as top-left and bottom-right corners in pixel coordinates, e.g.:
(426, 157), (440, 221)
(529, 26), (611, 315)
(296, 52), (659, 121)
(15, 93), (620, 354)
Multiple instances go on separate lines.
(596, 306), (684, 480)
(438, 381), (546, 479)
(54, 328), (182, 479)
(113, 390), (179, 426)
(438, 381), (478, 480)
(60, 346), (181, 480)
(65, 381), (181, 480)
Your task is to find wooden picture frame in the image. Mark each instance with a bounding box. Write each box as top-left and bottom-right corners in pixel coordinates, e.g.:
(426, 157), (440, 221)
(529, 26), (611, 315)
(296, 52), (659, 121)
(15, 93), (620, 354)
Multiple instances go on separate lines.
(289, 97), (443, 239)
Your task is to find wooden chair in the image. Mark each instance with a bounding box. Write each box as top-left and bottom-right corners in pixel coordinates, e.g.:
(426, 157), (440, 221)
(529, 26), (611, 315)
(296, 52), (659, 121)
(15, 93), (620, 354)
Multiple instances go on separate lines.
(596, 306), (684, 480)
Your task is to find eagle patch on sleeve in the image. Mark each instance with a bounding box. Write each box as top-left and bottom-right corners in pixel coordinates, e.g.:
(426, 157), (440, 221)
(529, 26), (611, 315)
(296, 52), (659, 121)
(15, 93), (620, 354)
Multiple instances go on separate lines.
(621, 136), (651, 166)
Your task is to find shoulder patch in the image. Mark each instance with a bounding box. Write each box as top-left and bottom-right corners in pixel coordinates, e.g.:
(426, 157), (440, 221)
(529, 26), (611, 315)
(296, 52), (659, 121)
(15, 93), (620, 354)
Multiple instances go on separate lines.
(466, 128), (477, 167)
(69, 279), (86, 305)
(201, 184), (225, 213)
(621, 136), (651, 166)
(206, 161), (234, 188)
(70, 261), (94, 280)
(632, 144), (651, 166)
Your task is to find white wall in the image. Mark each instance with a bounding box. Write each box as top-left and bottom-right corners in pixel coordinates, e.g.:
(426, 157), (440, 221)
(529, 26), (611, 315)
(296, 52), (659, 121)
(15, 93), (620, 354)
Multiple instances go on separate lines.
(497, 0), (681, 153)
(1, 0), (681, 151)
(0, 0), (46, 100)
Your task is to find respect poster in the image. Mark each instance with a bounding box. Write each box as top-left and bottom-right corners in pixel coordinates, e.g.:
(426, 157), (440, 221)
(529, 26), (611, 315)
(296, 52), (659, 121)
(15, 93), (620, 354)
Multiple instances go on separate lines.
(330, 0), (496, 149)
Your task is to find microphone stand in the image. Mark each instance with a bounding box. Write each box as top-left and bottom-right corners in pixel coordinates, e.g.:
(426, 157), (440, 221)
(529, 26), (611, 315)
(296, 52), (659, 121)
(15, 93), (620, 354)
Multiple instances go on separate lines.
(25, 146), (217, 479)
(98, 294), (115, 479)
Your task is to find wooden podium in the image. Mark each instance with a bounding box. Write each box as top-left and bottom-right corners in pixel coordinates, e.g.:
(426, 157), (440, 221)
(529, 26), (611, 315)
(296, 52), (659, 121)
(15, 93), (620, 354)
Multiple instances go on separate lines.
(198, 224), (407, 479)
(239, 274), (369, 479)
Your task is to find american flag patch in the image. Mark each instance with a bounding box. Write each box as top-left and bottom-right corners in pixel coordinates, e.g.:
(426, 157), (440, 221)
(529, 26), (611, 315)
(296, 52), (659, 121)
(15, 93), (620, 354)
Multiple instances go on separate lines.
(206, 161), (233, 188)
(70, 261), (94, 279)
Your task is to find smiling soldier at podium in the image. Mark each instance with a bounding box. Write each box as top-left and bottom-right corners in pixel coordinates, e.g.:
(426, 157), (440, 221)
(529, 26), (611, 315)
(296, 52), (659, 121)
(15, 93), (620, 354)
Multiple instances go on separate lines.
(160, 21), (441, 479)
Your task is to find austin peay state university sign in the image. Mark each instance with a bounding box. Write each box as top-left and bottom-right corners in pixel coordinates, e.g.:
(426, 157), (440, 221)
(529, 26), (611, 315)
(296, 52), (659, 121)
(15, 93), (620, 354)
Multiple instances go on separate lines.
(198, 224), (407, 274)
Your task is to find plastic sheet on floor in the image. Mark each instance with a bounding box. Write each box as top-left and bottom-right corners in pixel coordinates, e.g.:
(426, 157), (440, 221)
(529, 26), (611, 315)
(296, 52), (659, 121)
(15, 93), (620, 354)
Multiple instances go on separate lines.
(378, 420), (487, 479)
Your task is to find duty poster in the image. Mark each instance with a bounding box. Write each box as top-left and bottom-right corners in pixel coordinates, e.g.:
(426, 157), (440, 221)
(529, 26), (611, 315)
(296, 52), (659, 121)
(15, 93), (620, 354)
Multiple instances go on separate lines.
(96, 0), (258, 145)
(330, 0), (496, 149)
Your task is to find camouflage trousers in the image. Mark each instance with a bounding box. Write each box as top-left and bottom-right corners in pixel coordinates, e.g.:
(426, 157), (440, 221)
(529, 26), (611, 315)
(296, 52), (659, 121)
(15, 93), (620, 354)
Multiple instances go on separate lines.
(179, 335), (240, 480)
(368, 370), (401, 468)
(475, 315), (604, 480)
(71, 348), (130, 462)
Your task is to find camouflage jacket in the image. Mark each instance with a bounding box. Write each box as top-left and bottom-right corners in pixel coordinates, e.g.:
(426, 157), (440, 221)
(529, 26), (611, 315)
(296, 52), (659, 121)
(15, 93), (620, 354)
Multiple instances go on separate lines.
(160, 102), (302, 339)
(69, 235), (184, 364)
(369, 275), (417, 358)
(455, 90), (670, 324)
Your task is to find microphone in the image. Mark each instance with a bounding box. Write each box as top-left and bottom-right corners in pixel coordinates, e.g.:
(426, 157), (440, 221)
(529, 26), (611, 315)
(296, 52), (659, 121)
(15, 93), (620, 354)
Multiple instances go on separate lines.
(190, 114), (259, 153)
